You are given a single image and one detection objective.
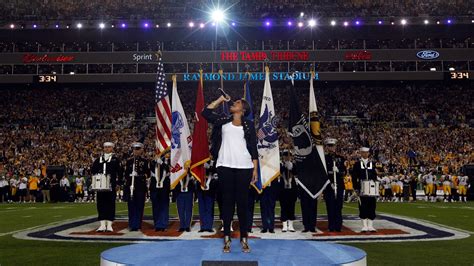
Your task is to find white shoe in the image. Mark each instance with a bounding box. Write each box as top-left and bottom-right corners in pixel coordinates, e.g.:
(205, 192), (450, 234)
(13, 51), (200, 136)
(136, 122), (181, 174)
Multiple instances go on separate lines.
(288, 220), (295, 232)
(97, 220), (106, 232)
(367, 219), (376, 232)
(282, 221), (288, 232)
(361, 219), (368, 232)
(425, 196), (428, 201)
(106, 221), (113, 232)
(230, 221), (234, 232)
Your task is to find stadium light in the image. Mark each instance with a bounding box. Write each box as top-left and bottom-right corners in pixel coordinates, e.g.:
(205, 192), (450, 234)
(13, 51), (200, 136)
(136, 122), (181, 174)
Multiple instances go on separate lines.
(355, 20), (361, 25)
(343, 21), (349, 27)
(447, 19), (452, 24)
(99, 23), (105, 29)
(436, 20), (440, 24)
(9, 24), (14, 29)
(448, 67), (455, 71)
(308, 19), (316, 27)
(265, 21), (271, 27)
(330, 20), (336, 26)
(231, 22), (236, 26)
(144, 23), (149, 28)
(155, 24), (160, 28)
(471, 19), (474, 23)
(33, 24), (37, 28)
(424, 19), (429, 25)
(55, 24), (59, 28)
(297, 22), (304, 28)
(400, 19), (407, 25)
(211, 9), (225, 23)
(378, 20), (383, 25)
(76, 23), (83, 29)
(167, 22), (171, 27)
(189, 22), (195, 27)
(300, 12), (304, 17)
(121, 23), (126, 28)
(287, 21), (293, 26)
(199, 23), (205, 28)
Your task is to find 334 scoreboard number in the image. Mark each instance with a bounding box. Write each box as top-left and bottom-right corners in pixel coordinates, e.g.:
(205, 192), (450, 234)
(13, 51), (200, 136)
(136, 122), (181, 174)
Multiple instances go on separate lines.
(35, 75), (58, 83)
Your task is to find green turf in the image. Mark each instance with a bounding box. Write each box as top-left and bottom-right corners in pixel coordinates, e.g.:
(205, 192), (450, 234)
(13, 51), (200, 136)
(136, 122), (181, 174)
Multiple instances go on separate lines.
(0, 201), (473, 266)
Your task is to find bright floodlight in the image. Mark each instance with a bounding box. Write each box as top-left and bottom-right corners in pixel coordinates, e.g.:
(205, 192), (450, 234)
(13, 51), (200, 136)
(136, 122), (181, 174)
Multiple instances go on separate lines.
(199, 23), (205, 28)
(167, 22), (171, 27)
(189, 22), (195, 27)
(9, 24), (14, 29)
(401, 19), (407, 25)
(424, 19), (429, 24)
(330, 20), (336, 26)
(99, 23), (105, 29)
(343, 21), (349, 27)
(308, 19), (316, 27)
(211, 9), (225, 23)
(76, 23), (83, 29)
(297, 22), (304, 28)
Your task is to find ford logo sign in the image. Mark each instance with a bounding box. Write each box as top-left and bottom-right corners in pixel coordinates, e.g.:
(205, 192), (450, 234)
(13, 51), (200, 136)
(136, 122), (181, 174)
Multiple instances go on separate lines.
(416, 50), (440, 60)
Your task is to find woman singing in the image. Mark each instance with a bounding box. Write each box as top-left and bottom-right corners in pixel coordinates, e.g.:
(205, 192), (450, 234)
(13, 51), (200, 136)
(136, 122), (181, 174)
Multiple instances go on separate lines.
(202, 95), (258, 253)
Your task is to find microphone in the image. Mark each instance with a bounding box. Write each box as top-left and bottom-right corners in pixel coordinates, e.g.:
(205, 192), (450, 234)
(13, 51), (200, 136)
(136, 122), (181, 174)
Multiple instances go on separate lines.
(218, 88), (231, 102)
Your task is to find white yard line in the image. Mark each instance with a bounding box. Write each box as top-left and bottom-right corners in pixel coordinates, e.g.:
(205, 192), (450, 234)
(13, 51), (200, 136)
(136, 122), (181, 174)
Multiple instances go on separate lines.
(344, 205), (474, 235)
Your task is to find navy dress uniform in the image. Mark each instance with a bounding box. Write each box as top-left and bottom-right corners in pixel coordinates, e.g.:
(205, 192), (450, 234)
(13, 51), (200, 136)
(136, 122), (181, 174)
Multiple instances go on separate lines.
(197, 161), (217, 232)
(124, 142), (149, 231)
(322, 138), (346, 232)
(260, 178), (279, 233)
(352, 146), (378, 232)
(150, 156), (170, 231)
(278, 152), (297, 232)
(91, 142), (123, 232)
(174, 173), (195, 232)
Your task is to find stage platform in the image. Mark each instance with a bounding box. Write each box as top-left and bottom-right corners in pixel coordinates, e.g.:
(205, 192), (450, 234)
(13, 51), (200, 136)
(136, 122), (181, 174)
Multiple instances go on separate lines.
(100, 239), (367, 266)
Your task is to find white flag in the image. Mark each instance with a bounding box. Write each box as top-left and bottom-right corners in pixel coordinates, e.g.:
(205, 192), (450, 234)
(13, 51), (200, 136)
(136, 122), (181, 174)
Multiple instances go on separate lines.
(256, 68), (280, 191)
(309, 72), (327, 173)
(170, 76), (192, 189)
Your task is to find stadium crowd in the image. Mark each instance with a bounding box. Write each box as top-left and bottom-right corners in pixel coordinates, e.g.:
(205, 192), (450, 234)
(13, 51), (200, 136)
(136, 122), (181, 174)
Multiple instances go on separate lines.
(1, 0), (472, 22)
(0, 81), (472, 203)
(0, 38), (472, 53)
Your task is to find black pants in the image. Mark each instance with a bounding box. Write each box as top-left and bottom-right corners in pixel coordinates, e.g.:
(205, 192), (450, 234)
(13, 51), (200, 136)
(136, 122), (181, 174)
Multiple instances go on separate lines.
(217, 167), (252, 238)
(359, 196), (376, 220)
(247, 188), (257, 232)
(298, 187), (318, 231)
(280, 187), (297, 221)
(324, 185), (344, 231)
(97, 191), (116, 221)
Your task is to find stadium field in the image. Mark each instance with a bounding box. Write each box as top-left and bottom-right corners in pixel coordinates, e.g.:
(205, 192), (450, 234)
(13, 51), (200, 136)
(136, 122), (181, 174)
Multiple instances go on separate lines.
(0, 201), (473, 266)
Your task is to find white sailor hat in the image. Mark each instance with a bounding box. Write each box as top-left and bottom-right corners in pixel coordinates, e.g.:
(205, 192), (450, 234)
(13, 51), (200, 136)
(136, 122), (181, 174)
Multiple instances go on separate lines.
(360, 146), (370, 152)
(103, 142), (115, 147)
(131, 142), (144, 149)
(324, 138), (337, 145)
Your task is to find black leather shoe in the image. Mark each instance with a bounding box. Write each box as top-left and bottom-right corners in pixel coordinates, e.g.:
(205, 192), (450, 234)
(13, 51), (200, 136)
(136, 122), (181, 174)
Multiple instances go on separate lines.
(302, 229), (310, 233)
(269, 229), (275, 233)
(260, 229), (268, 233)
(198, 229), (205, 233)
(178, 228), (185, 232)
(185, 228), (191, 232)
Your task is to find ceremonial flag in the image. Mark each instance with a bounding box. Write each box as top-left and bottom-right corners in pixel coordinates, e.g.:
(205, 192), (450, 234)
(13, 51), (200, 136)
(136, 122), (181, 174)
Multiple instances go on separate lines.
(170, 75), (192, 189)
(243, 72), (255, 121)
(309, 71), (327, 173)
(190, 70), (211, 188)
(255, 67), (280, 192)
(288, 76), (329, 199)
(154, 54), (171, 157)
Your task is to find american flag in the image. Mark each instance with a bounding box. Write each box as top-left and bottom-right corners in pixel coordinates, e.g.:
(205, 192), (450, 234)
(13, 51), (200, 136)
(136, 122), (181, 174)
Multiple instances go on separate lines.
(155, 56), (171, 156)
